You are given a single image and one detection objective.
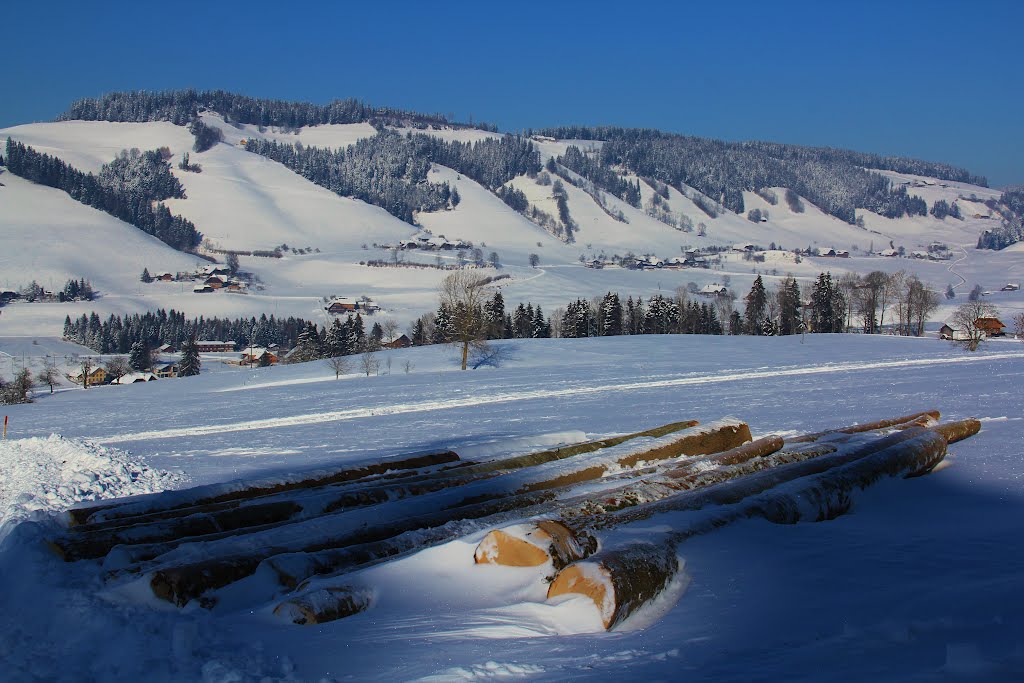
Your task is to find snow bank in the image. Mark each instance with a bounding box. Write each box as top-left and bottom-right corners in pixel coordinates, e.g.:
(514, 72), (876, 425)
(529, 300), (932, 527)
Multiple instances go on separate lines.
(0, 434), (187, 540)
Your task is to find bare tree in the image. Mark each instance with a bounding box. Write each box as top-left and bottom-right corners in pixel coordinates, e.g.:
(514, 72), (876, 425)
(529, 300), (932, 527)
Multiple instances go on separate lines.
(438, 271), (489, 370)
(906, 276), (940, 337)
(78, 356), (95, 389)
(325, 356), (351, 380)
(950, 300), (999, 351)
(381, 319), (400, 343)
(104, 356), (131, 383)
(1013, 312), (1024, 340)
(360, 351), (381, 377)
(403, 360), (415, 374)
(35, 356), (60, 394)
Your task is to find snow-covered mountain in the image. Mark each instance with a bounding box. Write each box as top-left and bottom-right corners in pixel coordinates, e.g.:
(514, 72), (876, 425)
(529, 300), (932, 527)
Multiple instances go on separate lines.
(1, 95), (1021, 340)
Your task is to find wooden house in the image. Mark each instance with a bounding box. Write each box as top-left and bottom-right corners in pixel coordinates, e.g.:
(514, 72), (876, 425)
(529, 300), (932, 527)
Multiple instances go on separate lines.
(70, 366), (107, 386)
(153, 362), (179, 379)
(111, 372), (158, 384)
(195, 340), (235, 352)
(240, 347), (279, 365)
(382, 334), (412, 350)
(326, 299), (359, 315)
(975, 317), (1006, 337)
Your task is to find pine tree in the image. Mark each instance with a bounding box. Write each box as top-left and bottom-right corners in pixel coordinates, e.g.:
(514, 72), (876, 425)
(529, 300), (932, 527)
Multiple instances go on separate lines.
(178, 338), (201, 377)
(745, 275), (767, 335)
(531, 305), (550, 338)
(129, 341), (150, 371)
(599, 292), (623, 336)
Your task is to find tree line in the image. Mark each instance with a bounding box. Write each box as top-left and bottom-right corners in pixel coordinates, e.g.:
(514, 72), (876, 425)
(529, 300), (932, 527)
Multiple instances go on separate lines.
(63, 310), (314, 354)
(4, 139), (200, 252)
(59, 89), (497, 132)
(531, 126), (982, 225)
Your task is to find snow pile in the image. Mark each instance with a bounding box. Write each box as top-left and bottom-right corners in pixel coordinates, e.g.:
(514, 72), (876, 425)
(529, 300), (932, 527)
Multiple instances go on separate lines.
(0, 434), (187, 539)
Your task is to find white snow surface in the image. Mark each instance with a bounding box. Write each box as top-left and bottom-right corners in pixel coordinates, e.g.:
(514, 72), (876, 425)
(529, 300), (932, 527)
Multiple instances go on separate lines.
(0, 434), (187, 541)
(0, 334), (1023, 681)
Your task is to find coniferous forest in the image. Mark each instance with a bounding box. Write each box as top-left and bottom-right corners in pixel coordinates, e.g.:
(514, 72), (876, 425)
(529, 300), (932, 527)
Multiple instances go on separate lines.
(4, 139), (200, 251)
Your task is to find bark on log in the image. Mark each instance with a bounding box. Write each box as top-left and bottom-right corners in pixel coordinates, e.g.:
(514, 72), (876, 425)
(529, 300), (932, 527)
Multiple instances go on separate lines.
(546, 424), (964, 630)
(547, 542), (680, 630)
(787, 410), (939, 443)
(141, 423), (738, 605)
(272, 586), (373, 625)
(68, 450), (461, 527)
(65, 421), (700, 562)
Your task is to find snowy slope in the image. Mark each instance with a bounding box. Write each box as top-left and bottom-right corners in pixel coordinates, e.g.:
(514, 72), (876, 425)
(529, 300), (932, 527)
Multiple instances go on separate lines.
(0, 334), (1023, 681)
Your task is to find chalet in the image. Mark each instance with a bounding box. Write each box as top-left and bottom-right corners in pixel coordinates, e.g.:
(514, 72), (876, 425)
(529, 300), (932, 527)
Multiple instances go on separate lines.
(975, 317), (1006, 337)
(326, 298), (359, 314)
(111, 372), (158, 384)
(939, 324), (964, 340)
(880, 249), (899, 257)
(153, 362), (179, 379)
(835, 250), (850, 258)
(732, 243), (756, 252)
(585, 259), (604, 269)
(816, 248), (838, 257)
(193, 285), (214, 294)
(205, 275), (228, 289)
(382, 334), (412, 350)
(699, 284), (729, 297)
(156, 272), (175, 281)
(1001, 283), (1020, 292)
(240, 347), (279, 365)
(911, 251), (930, 260)
(223, 281), (246, 292)
(642, 257), (664, 269)
(360, 300), (381, 314)
(201, 265), (232, 277)
(195, 340), (235, 352)
(0, 290), (19, 304)
(155, 343), (174, 354)
(70, 366), (107, 386)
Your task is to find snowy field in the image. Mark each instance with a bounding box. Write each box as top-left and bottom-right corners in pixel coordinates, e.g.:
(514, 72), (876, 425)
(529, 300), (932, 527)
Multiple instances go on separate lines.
(1, 333), (1023, 681)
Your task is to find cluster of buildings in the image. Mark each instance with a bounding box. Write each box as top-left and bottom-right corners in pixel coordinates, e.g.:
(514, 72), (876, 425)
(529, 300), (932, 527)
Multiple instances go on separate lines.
(394, 235), (472, 251)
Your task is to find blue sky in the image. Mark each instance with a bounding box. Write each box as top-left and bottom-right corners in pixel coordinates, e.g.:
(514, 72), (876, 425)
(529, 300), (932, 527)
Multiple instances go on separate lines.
(3, 0), (1022, 186)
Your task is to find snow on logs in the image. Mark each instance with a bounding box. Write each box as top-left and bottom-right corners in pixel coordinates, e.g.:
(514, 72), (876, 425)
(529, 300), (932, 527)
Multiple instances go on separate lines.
(66, 449), (462, 528)
(545, 420), (977, 630)
(272, 586), (374, 626)
(142, 420), (740, 607)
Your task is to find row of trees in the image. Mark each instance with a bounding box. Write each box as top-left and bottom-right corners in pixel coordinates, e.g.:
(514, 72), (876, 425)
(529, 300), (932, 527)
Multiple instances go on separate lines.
(530, 127), (983, 224)
(59, 89), (495, 131)
(977, 189), (1024, 250)
(62, 310), (314, 355)
(4, 140), (199, 251)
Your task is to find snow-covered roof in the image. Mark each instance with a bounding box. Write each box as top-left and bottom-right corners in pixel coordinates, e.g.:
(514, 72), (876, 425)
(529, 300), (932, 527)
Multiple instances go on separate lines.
(111, 372), (157, 384)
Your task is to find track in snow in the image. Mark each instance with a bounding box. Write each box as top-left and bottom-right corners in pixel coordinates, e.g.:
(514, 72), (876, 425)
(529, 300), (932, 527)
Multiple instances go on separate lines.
(95, 351), (1024, 445)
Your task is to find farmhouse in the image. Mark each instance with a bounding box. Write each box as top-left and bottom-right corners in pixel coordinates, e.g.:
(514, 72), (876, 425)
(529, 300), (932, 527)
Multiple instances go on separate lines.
(111, 372), (158, 384)
(326, 298), (359, 314)
(193, 285), (214, 294)
(975, 317), (1006, 337)
(1001, 283), (1020, 292)
(194, 340), (235, 352)
(69, 366), (107, 386)
(382, 334), (412, 350)
(699, 284), (729, 297)
(153, 362), (179, 379)
(240, 347), (278, 365)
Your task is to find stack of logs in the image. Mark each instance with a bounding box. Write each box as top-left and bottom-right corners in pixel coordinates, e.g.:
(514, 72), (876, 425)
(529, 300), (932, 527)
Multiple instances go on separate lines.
(50, 411), (979, 630)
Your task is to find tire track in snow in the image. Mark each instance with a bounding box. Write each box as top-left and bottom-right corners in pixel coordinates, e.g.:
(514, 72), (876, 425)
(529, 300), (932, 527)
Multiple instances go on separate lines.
(96, 351), (1024, 444)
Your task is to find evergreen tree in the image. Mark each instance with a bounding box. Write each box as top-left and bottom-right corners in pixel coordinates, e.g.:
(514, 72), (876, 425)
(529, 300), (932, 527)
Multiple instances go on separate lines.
(291, 322), (324, 363)
(745, 275), (768, 335)
(531, 305), (550, 338)
(599, 292), (623, 336)
(777, 276), (802, 335)
(141, 268), (153, 283)
(129, 341), (150, 371)
(178, 337), (201, 377)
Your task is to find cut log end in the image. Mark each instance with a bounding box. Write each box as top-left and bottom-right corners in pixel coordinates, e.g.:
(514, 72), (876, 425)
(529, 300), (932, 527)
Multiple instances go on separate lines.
(474, 520), (595, 569)
(932, 418), (982, 445)
(273, 586), (373, 625)
(547, 562), (615, 629)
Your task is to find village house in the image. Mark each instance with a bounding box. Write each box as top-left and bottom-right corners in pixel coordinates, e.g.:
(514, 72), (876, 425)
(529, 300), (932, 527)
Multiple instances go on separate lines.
(193, 285), (214, 294)
(699, 284), (729, 297)
(975, 317), (1006, 337)
(153, 362), (179, 379)
(240, 347), (279, 366)
(382, 334), (412, 350)
(194, 340), (236, 352)
(1001, 283), (1020, 292)
(156, 272), (175, 282)
(326, 298), (359, 315)
(70, 366), (107, 386)
(111, 372), (158, 384)
(205, 274), (228, 289)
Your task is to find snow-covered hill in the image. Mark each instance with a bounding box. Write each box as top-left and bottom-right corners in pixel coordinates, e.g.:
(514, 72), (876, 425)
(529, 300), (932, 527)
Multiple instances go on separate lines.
(1, 116), (1020, 340)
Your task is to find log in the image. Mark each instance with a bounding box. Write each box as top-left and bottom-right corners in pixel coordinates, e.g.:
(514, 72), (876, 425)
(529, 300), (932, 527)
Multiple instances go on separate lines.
(547, 542), (680, 630)
(546, 424), (965, 630)
(787, 410), (939, 443)
(272, 586), (373, 625)
(473, 520), (597, 569)
(68, 450), (461, 527)
(65, 421), (700, 562)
